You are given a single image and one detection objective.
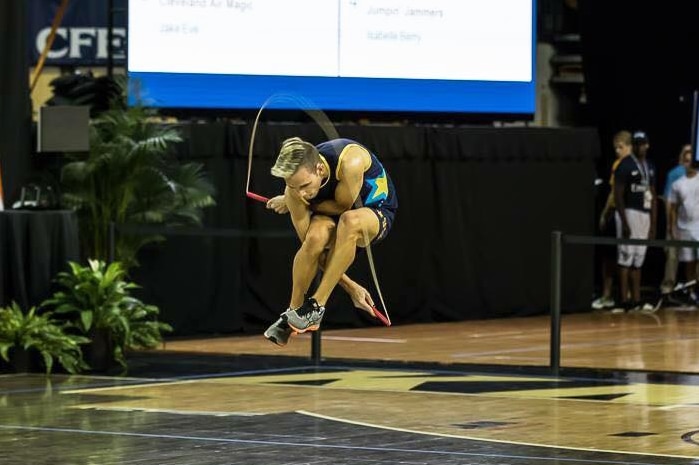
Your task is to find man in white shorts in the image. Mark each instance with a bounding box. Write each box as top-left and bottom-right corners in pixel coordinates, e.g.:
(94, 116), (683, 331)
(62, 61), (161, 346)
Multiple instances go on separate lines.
(668, 159), (699, 304)
(613, 131), (657, 311)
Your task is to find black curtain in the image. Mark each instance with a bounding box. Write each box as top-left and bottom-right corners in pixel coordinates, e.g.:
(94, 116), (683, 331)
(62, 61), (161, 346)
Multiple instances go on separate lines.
(579, 0), (699, 178)
(578, 0), (699, 288)
(0, 1), (32, 206)
(131, 123), (599, 336)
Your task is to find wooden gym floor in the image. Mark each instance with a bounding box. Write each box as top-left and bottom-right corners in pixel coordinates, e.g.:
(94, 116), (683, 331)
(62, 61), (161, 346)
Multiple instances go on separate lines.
(163, 309), (699, 373)
(1, 309), (698, 464)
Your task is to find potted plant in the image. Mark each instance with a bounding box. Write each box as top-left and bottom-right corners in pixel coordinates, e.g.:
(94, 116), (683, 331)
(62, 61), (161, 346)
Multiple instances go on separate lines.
(0, 302), (89, 374)
(43, 259), (172, 371)
(60, 78), (216, 269)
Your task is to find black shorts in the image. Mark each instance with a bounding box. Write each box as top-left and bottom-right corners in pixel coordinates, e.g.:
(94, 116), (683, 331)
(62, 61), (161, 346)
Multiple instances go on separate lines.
(312, 207), (395, 245)
(368, 207), (395, 244)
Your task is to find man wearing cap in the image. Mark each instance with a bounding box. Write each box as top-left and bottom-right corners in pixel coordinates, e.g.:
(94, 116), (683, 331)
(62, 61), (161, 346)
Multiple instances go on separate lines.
(613, 130), (657, 311)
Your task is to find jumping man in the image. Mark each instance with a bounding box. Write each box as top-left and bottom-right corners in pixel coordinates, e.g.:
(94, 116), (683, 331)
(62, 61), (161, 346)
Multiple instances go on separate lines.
(263, 137), (398, 345)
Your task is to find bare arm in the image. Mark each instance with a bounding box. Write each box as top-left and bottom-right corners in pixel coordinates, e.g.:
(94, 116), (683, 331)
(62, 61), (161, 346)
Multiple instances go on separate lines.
(285, 187), (311, 241)
(311, 146), (369, 216)
(599, 192), (615, 230)
(266, 195), (288, 214)
(318, 251), (375, 313)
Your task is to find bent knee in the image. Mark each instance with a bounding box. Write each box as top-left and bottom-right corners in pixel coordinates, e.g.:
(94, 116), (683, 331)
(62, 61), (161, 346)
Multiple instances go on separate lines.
(303, 227), (333, 254)
(337, 211), (364, 236)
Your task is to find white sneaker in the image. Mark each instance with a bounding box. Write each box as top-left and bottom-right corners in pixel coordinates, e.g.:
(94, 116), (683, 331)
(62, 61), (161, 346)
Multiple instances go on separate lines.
(639, 303), (657, 314)
(592, 297), (615, 310)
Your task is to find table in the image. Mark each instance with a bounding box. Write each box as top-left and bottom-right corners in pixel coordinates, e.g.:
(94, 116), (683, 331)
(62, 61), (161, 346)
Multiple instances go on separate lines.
(0, 210), (80, 309)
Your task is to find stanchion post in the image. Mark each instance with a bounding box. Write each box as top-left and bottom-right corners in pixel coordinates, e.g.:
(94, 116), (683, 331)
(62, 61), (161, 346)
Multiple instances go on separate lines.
(311, 330), (321, 365)
(550, 230), (562, 377)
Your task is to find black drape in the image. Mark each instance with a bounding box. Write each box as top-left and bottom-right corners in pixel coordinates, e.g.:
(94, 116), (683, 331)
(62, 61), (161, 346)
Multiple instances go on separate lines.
(0, 211), (80, 309)
(0, 1), (31, 206)
(131, 123), (599, 335)
(579, 0), (699, 178)
(578, 0), (699, 288)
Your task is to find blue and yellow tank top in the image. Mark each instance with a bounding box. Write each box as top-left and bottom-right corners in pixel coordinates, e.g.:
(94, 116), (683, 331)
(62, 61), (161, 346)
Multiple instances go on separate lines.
(310, 139), (397, 212)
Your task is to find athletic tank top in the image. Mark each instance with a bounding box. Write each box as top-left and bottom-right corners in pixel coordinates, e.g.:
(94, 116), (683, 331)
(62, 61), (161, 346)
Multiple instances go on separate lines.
(309, 139), (398, 211)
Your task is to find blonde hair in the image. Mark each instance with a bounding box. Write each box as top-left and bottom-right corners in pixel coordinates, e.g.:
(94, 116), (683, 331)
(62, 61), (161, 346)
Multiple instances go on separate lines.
(270, 137), (320, 178)
(612, 130), (632, 147)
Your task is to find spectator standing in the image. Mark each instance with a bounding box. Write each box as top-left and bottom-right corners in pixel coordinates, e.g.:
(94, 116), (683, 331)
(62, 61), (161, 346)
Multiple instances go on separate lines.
(667, 156), (699, 305)
(613, 130), (657, 312)
(592, 131), (633, 309)
(659, 144), (692, 294)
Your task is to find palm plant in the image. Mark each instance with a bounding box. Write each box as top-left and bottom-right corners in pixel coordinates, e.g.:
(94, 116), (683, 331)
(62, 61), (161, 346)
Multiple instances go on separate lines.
(0, 302), (89, 374)
(44, 260), (172, 370)
(60, 89), (216, 268)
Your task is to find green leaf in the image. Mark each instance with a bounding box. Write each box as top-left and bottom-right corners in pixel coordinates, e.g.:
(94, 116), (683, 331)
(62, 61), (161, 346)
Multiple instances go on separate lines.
(40, 352), (54, 374)
(0, 301), (88, 374)
(80, 311), (94, 332)
(0, 343), (11, 362)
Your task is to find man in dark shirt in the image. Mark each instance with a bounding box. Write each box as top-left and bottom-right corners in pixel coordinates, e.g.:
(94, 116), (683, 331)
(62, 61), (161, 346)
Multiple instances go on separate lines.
(613, 131), (657, 311)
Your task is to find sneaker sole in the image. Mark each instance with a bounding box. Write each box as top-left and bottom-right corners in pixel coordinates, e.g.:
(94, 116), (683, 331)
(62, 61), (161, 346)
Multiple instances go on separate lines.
(287, 323), (320, 334)
(264, 335), (285, 347)
(263, 328), (295, 347)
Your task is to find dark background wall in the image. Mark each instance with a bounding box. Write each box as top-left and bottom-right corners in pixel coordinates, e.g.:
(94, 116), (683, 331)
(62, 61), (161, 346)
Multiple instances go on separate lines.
(0, 1), (32, 204)
(579, 0), (699, 177)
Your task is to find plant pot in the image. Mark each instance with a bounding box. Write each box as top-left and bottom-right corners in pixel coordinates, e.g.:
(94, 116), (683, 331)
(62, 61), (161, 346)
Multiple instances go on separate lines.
(85, 328), (114, 372)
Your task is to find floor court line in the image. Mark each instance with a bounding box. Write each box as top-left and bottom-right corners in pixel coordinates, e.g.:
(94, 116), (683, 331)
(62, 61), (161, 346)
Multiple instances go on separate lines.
(453, 335), (699, 358)
(0, 424), (679, 465)
(62, 366), (320, 394)
(0, 380), (161, 396)
(311, 336), (407, 343)
(297, 410), (698, 461)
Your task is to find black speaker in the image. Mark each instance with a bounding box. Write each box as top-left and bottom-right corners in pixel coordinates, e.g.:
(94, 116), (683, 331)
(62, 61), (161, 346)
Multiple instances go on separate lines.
(37, 105), (90, 153)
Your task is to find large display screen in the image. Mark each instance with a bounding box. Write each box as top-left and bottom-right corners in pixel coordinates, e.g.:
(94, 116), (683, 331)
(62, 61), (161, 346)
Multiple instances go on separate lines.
(128, 0), (536, 115)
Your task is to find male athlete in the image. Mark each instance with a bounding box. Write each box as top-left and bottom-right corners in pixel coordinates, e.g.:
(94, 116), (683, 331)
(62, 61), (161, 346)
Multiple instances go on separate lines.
(263, 137), (397, 346)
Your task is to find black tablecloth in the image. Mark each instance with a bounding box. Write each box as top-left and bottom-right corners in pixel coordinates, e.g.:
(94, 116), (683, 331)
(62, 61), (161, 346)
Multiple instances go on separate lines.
(0, 210), (80, 309)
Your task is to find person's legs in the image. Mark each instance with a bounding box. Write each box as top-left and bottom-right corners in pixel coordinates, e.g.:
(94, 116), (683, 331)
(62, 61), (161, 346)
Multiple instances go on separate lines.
(628, 210), (650, 308)
(599, 218), (618, 305)
(615, 210), (632, 308)
(312, 208), (380, 306)
(688, 260), (699, 305)
(288, 215), (336, 309)
(602, 258), (614, 299)
(628, 244), (645, 305)
(684, 242), (699, 304)
(661, 246), (679, 293)
(618, 266), (630, 306)
(667, 236), (699, 308)
(686, 260), (697, 283)
(265, 216), (336, 344)
(284, 208), (380, 333)
(630, 267), (642, 302)
(593, 257), (616, 309)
